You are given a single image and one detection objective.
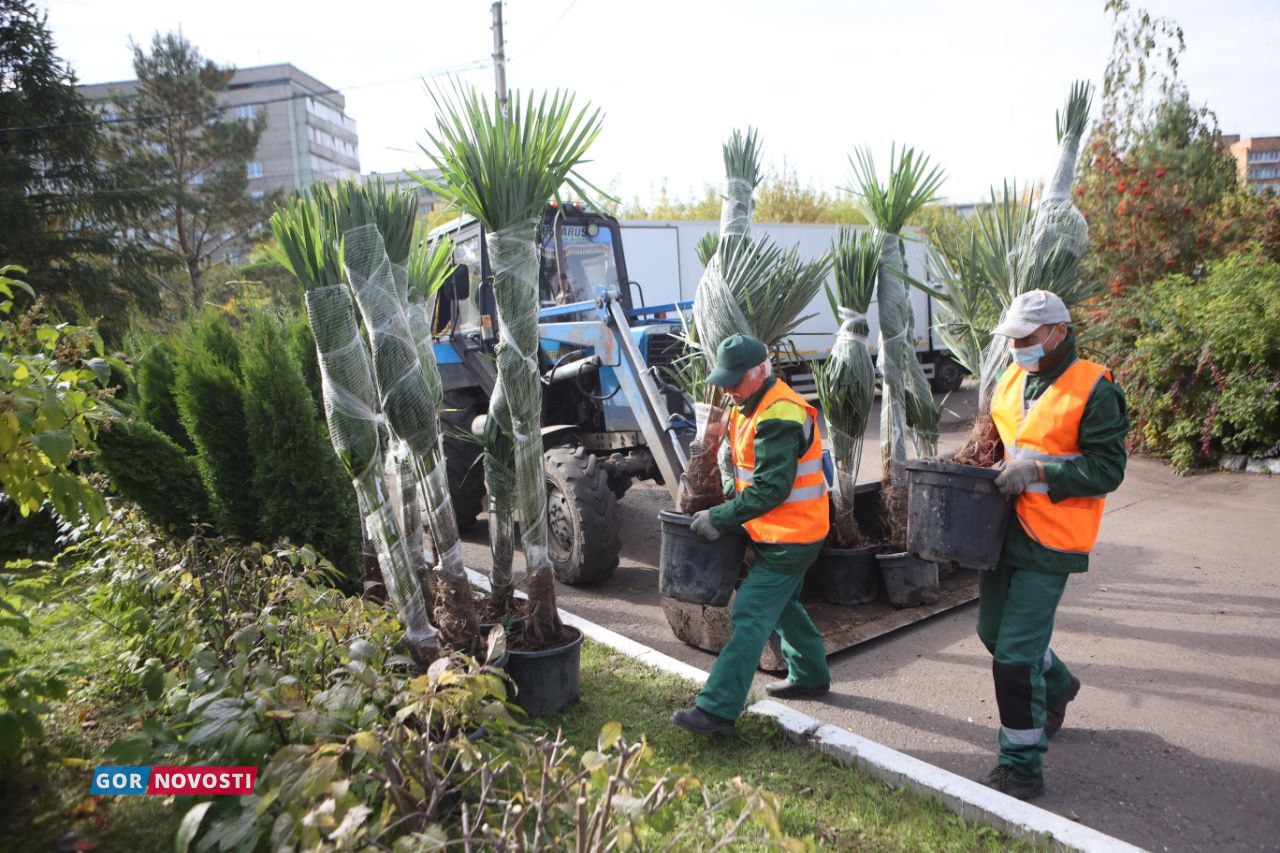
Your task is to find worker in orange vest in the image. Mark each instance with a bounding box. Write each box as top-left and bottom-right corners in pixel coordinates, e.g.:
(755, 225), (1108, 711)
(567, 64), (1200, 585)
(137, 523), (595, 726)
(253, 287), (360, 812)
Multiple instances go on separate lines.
(672, 334), (831, 735)
(983, 290), (1129, 799)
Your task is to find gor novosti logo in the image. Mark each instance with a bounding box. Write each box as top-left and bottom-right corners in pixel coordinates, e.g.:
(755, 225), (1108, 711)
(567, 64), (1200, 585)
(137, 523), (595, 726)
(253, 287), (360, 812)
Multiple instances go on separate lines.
(91, 766), (258, 795)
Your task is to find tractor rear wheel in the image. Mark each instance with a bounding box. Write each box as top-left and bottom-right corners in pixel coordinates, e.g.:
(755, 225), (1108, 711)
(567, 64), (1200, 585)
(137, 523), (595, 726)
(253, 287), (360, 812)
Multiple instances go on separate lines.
(544, 446), (620, 585)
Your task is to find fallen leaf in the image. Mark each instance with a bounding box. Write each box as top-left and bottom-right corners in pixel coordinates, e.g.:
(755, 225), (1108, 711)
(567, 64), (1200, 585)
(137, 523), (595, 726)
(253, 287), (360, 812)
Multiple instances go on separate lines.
(70, 797), (99, 817)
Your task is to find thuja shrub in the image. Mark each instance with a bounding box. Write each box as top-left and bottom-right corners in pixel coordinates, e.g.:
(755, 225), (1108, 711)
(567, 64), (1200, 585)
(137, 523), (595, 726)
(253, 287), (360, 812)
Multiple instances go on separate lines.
(240, 310), (360, 581)
(173, 328), (258, 536)
(1103, 244), (1280, 470)
(94, 415), (208, 529)
(132, 336), (192, 451)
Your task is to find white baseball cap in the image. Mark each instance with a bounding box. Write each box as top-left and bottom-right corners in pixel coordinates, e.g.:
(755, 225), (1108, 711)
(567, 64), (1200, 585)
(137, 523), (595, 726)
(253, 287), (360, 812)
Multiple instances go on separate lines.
(993, 290), (1071, 338)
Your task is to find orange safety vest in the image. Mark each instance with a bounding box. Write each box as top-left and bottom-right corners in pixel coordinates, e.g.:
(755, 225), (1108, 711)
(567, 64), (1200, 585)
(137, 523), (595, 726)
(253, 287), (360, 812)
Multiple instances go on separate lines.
(728, 379), (830, 545)
(991, 358), (1112, 555)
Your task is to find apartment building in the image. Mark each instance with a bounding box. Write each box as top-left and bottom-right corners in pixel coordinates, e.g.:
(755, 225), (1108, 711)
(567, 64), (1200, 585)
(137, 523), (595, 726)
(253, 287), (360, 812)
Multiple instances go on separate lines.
(1225, 135), (1280, 194)
(79, 63), (360, 197)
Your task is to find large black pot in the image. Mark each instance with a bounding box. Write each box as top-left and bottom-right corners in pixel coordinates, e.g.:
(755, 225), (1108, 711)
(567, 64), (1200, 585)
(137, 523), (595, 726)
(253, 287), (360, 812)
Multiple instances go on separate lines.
(658, 510), (747, 607)
(876, 551), (941, 607)
(814, 544), (880, 605)
(505, 627), (583, 716)
(905, 459), (1012, 571)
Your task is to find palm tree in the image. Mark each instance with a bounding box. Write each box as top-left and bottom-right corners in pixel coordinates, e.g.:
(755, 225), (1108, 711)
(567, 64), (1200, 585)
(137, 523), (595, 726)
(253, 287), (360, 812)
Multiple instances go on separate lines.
(421, 84), (603, 646)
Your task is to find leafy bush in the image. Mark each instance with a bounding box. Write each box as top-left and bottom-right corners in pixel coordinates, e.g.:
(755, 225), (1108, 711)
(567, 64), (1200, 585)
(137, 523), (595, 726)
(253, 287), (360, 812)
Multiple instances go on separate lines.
(173, 330), (258, 536)
(1101, 245), (1280, 470)
(59, 509), (796, 851)
(94, 416), (208, 529)
(240, 311), (359, 579)
(0, 266), (112, 525)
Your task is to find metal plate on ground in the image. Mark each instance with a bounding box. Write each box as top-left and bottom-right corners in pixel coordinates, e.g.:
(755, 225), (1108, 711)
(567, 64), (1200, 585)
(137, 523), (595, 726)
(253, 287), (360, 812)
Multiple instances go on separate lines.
(661, 570), (980, 672)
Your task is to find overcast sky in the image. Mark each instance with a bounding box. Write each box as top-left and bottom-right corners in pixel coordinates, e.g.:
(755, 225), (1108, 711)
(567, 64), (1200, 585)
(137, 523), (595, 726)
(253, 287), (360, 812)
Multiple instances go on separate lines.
(41, 0), (1280, 204)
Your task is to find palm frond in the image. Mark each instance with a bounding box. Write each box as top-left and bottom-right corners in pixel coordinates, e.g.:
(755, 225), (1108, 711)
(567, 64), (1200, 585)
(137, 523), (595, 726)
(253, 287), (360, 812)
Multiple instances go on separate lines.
(421, 82), (604, 231)
(848, 145), (947, 233)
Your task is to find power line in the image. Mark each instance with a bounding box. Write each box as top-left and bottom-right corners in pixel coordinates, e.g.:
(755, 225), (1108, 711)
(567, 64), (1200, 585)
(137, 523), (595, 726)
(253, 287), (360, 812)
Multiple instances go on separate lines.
(0, 57), (490, 135)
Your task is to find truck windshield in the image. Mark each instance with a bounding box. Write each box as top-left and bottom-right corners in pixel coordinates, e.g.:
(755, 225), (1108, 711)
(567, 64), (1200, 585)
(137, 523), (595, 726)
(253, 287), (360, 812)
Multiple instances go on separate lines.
(540, 222), (620, 306)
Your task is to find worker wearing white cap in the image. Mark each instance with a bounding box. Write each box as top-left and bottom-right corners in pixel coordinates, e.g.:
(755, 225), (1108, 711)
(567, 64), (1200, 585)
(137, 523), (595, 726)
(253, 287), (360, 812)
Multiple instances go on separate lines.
(979, 289), (1129, 800)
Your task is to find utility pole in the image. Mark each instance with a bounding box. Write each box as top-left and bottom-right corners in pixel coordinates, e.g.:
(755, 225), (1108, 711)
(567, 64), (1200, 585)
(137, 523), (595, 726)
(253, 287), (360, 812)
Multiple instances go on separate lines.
(491, 2), (508, 112)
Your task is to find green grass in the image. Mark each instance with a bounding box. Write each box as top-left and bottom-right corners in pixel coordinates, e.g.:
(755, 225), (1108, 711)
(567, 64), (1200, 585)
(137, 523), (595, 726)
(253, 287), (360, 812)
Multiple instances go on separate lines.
(541, 642), (1025, 851)
(0, 597), (181, 851)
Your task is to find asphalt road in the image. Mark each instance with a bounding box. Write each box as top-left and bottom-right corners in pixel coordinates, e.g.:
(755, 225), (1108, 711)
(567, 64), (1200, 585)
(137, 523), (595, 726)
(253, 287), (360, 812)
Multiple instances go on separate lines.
(456, 387), (1280, 851)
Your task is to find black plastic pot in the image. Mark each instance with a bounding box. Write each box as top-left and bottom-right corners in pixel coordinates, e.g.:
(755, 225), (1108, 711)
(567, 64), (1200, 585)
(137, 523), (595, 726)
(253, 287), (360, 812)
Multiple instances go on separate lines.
(814, 544), (880, 605)
(905, 459), (1012, 571)
(877, 551), (941, 607)
(658, 510), (748, 607)
(505, 626), (583, 717)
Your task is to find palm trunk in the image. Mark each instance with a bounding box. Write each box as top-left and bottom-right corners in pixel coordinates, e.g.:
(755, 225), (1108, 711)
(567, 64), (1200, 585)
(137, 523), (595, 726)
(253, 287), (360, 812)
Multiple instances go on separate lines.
(488, 222), (562, 646)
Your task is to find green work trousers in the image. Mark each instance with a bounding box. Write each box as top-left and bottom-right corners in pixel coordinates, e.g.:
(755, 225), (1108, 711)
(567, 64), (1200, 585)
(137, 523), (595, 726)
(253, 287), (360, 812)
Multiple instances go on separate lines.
(696, 551), (829, 721)
(977, 561), (1075, 778)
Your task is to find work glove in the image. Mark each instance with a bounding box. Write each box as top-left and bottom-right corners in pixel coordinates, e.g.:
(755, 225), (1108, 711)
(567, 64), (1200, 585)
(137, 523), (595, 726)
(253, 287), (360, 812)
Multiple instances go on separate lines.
(993, 459), (1042, 495)
(690, 510), (721, 541)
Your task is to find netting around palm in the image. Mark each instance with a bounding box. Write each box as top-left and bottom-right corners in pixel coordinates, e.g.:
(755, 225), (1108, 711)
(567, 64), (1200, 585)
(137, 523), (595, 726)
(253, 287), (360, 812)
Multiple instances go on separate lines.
(720, 177), (754, 239)
(343, 224), (467, 583)
(487, 221), (552, 578)
(304, 281), (437, 660)
(877, 234), (913, 486)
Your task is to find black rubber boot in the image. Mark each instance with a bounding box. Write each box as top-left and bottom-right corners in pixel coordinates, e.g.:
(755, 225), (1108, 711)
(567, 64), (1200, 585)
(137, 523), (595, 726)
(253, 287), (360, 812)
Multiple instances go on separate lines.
(763, 680), (831, 699)
(671, 706), (735, 735)
(1045, 676), (1082, 740)
(984, 765), (1046, 801)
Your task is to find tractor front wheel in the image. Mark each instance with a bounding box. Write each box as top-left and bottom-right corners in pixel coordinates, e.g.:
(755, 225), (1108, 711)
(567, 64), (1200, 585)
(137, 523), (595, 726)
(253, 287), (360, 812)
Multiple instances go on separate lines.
(544, 446), (620, 586)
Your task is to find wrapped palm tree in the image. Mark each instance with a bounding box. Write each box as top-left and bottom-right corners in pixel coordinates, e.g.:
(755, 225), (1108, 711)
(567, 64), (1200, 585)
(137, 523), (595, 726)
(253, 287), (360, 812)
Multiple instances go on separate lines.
(817, 226), (883, 546)
(947, 82), (1099, 468)
(422, 84), (603, 647)
(321, 180), (479, 649)
(677, 130), (830, 514)
(849, 145), (946, 547)
(269, 191), (440, 666)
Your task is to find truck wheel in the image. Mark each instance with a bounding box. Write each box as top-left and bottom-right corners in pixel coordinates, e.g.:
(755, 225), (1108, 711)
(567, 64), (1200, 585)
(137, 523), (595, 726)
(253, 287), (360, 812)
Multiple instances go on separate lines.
(544, 446), (620, 585)
(931, 354), (966, 393)
(444, 435), (485, 532)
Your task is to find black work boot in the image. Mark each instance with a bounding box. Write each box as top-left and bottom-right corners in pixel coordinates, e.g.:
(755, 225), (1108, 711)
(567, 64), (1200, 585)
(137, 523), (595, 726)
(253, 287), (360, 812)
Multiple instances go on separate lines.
(984, 765), (1046, 800)
(763, 680), (831, 700)
(671, 706), (735, 735)
(1045, 676), (1082, 740)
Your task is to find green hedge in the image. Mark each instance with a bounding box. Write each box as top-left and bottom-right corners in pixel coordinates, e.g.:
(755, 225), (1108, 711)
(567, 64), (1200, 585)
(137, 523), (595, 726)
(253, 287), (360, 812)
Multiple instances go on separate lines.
(94, 417), (208, 529)
(1108, 245), (1280, 470)
(134, 337), (192, 452)
(240, 311), (360, 577)
(173, 331), (258, 536)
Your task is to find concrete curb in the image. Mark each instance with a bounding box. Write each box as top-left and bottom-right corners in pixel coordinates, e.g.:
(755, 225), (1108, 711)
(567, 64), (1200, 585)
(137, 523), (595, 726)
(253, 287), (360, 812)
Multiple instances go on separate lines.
(463, 569), (1142, 852)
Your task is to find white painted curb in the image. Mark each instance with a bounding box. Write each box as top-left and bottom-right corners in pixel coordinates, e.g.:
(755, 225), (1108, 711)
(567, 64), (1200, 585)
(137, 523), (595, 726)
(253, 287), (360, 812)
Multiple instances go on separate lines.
(464, 569), (1143, 852)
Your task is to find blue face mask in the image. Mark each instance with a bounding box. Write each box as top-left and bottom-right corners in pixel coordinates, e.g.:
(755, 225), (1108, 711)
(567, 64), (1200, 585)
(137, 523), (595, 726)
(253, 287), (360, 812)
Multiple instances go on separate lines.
(1011, 342), (1045, 371)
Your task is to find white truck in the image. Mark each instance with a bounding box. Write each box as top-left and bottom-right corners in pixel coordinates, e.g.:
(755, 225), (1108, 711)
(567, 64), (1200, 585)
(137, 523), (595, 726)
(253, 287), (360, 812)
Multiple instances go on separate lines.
(618, 220), (965, 393)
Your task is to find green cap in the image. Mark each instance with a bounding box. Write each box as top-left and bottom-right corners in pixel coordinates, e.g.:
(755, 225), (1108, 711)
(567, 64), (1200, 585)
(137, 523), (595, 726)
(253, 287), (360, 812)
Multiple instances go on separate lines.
(706, 334), (768, 388)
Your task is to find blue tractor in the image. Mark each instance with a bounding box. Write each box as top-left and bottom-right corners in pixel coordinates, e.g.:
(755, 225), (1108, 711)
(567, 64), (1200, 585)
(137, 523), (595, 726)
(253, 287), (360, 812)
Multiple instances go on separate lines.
(430, 204), (694, 586)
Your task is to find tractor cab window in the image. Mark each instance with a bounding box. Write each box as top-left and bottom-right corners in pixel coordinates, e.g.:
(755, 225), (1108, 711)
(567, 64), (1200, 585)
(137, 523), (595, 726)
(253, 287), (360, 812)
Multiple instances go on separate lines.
(439, 232), (483, 335)
(539, 220), (621, 307)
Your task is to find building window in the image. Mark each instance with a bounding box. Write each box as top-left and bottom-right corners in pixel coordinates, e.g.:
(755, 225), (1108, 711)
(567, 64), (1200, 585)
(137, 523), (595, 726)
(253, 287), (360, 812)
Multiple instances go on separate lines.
(1250, 166), (1280, 180)
(235, 103), (258, 121)
(247, 161), (263, 179)
(250, 190), (265, 199)
(1247, 149), (1280, 163)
